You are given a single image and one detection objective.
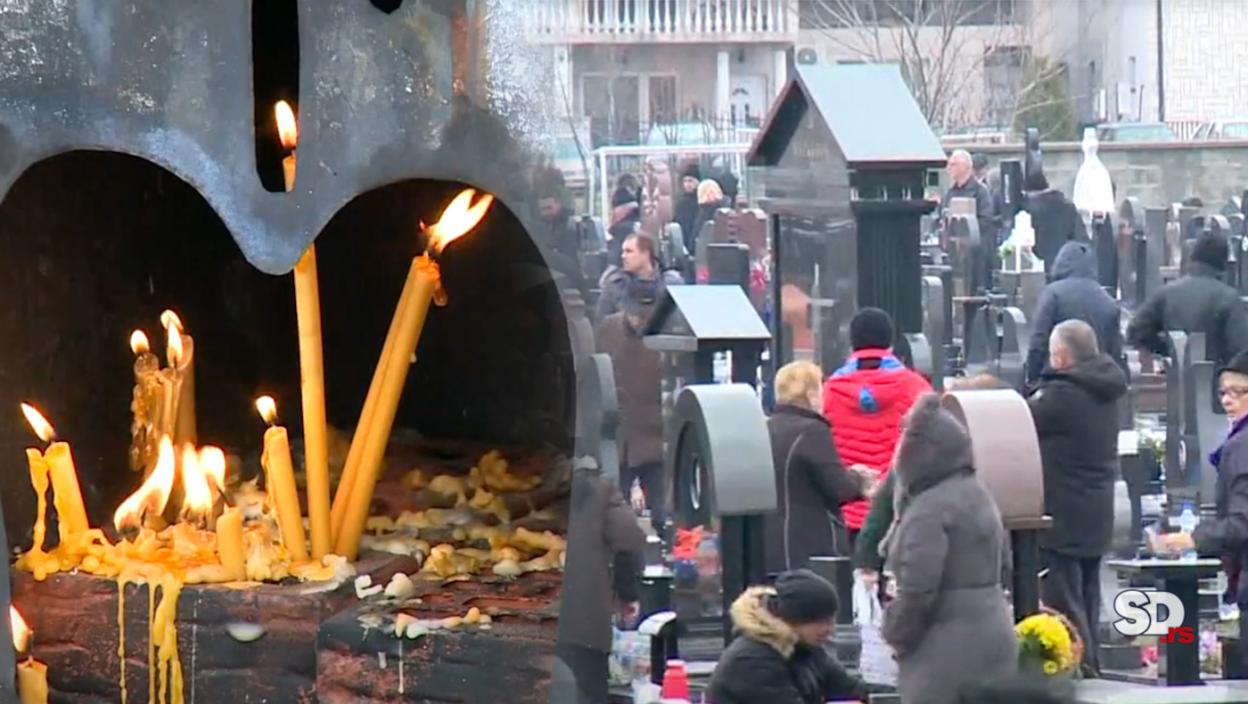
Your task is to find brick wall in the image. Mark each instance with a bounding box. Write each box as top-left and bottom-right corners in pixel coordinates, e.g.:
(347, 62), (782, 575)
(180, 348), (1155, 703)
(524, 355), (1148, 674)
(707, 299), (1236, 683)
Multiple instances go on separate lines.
(1163, 0), (1248, 122)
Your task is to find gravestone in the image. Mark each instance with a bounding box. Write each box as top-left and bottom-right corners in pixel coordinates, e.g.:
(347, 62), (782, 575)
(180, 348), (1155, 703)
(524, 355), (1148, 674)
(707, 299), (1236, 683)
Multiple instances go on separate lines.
(1119, 197), (1144, 307)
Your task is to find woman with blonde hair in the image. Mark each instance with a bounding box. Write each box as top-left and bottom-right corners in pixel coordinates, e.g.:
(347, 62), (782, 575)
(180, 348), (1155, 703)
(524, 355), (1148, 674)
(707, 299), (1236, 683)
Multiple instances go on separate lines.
(764, 361), (868, 574)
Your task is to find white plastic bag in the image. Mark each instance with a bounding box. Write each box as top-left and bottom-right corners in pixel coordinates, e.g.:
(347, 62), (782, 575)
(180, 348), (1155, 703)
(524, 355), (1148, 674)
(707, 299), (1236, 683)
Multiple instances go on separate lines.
(853, 573), (899, 687)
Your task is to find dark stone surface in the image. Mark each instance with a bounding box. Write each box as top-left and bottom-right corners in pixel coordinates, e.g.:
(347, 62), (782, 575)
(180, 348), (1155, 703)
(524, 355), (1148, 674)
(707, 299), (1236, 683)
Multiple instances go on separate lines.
(317, 572), (561, 703)
(0, 154), (575, 550)
(0, 1), (578, 549)
(12, 551), (417, 703)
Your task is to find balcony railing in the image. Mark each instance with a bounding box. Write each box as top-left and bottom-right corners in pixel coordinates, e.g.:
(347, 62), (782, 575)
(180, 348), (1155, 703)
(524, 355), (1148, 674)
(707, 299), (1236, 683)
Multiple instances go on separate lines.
(524, 0), (797, 43)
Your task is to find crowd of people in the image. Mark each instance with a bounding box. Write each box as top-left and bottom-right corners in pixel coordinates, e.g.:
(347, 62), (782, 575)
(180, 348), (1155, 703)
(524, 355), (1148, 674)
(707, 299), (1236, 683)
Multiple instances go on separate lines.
(557, 148), (1248, 703)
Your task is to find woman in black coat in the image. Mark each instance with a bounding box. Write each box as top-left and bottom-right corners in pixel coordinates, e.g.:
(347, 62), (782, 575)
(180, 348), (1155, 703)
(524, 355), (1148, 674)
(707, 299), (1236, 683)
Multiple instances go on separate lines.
(764, 361), (866, 575)
(1170, 351), (1248, 675)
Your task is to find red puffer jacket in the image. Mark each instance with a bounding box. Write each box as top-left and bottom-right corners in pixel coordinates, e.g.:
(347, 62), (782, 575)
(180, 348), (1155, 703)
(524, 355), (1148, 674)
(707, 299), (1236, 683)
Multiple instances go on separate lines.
(822, 349), (932, 530)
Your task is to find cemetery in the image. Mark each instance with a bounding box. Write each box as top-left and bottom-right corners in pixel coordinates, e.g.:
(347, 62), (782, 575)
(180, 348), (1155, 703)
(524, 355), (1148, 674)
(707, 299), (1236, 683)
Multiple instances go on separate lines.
(587, 63), (1248, 703)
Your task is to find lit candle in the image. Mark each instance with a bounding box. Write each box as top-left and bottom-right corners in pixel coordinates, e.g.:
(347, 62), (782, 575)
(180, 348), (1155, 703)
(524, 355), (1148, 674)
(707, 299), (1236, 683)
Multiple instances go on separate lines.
(161, 311), (197, 448)
(330, 280), (411, 544)
(20, 404), (89, 544)
(114, 436), (176, 534)
(24, 450), (49, 554)
(275, 99), (330, 559)
(255, 396), (309, 562)
(215, 506), (245, 581)
(199, 445), (227, 507)
(275, 100), (297, 192)
(128, 330), (163, 474)
(334, 189), (493, 560)
(17, 658), (47, 704)
(178, 444), (214, 527)
(12, 606), (49, 704)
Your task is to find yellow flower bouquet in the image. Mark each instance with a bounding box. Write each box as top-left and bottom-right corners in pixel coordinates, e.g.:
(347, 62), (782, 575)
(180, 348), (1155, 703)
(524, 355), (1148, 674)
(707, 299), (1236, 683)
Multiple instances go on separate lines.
(1016, 610), (1081, 677)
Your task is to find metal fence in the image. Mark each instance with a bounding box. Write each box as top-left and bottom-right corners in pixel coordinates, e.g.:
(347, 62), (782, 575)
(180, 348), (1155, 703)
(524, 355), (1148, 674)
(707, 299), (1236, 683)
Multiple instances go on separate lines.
(588, 142), (755, 219)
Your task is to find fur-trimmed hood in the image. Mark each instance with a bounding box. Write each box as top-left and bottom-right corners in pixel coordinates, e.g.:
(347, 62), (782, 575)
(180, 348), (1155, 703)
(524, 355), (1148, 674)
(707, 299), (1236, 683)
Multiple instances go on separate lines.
(729, 586), (799, 659)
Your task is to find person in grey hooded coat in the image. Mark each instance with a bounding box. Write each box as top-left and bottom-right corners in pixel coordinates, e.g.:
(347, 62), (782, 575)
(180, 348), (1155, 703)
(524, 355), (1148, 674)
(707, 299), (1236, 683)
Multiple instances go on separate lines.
(881, 393), (1017, 704)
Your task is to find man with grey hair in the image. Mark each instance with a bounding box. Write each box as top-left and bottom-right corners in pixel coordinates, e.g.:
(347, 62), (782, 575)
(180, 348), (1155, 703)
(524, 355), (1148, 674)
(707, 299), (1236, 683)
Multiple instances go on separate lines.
(1027, 318), (1128, 675)
(943, 149), (996, 293)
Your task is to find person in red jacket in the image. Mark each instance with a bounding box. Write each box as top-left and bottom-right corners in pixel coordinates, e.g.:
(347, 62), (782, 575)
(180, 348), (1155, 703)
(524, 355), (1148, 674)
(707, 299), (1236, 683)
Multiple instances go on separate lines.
(822, 308), (931, 544)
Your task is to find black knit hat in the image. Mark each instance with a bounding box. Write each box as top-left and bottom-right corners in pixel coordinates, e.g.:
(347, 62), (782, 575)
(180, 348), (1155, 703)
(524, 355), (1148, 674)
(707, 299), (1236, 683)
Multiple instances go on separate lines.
(1192, 232), (1229, 272)
(1221, 349), (1248, 377)
(769, 569), (839, 623)
(680, 162), (701, 180)
(850, 307), (895, 351)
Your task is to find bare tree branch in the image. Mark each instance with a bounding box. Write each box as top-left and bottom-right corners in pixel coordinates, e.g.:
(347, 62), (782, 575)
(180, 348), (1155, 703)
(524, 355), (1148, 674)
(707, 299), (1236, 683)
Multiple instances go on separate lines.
(796, 0), (1083, 133)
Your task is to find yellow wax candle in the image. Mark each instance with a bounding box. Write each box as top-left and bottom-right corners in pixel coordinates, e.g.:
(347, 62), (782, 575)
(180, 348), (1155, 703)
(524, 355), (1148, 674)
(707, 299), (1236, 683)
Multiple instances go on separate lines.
(330, 270), (414, 544)
(21, 404), (89, 543)
(334, 189), (493, 560)
(282, 155), (296, 192)
(275, 100), (298, 192)
(128, 330), (163, 474)
(18, 657), (48, 704)
(256, 396), (309, 561)
(173, 333), (197, 448)
(12, 606), (48, 704)
(293, 247), (332, 560)
(216, 507), (245, 581)
(25, 449), (49, 555)
(157, 312), (196, 448)
(46, 442), (89, 541)
(334, 259), (434, 560)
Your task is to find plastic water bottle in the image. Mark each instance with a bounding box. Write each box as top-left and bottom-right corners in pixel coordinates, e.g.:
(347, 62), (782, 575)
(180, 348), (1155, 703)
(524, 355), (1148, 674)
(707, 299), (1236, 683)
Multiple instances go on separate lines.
(1177, 503), (1198, 561)
(712, 352), (729, 384)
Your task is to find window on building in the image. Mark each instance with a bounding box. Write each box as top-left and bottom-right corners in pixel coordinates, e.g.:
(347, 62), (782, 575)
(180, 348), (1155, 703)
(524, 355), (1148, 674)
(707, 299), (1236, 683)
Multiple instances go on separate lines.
(649, 75), (677, 125)
(983, 45), (1028, 125)
(582, 74), (641, 148)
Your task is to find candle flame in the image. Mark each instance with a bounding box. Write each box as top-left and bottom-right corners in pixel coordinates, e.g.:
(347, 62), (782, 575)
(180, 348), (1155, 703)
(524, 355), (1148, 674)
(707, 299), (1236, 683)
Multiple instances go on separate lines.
(180, 443), (214, 524)
(167, 324), (184, 368)
(425, 188), (494, 254)
(113, 436), (176, 533)
(255, 396), (278, 426)
(275, 101), (298, 151)
(19, 403), (56, 444)
(10, 606), (31, 654)
(199, 446), (227, 494)
(130, 330), (150, 356)
(160, 310), (184, 333)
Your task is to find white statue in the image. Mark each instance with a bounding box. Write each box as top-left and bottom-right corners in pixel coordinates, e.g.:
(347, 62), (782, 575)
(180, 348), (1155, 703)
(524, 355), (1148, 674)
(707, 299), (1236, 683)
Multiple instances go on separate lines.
(1072, 127), (1115, 215)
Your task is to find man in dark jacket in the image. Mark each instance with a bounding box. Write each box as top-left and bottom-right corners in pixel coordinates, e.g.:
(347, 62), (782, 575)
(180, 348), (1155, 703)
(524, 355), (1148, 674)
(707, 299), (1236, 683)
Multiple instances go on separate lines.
(944, 149), (995, 239)
(1023, 172), (1087, 277)
(708, 570), (869, 704)
(596, 231), (683, 320)
(1127, 232), (1248, 366)
(555, 458), (647, 704)
(537, 193), (588, 295)
(596, 277), (667, 533)
(765, 361), (866, 574)
(1028, 319), (1128, 674)
(1026, 241), (1123, 384)
(944, 149), (997, 292)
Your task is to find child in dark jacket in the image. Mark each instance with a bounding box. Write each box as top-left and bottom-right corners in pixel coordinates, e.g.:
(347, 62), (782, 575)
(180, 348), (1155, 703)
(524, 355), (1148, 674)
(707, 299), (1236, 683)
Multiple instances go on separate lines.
(708, 570), (868, 704)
